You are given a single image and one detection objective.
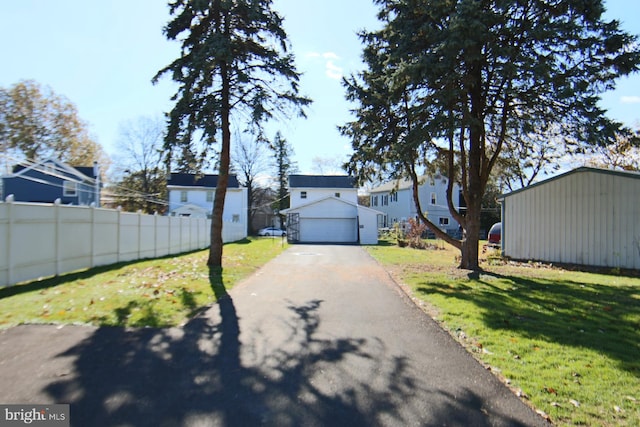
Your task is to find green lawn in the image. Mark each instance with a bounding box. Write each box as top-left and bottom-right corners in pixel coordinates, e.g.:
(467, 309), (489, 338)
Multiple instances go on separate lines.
(367, 240), (640, 426)
(0, 237), (287, 328)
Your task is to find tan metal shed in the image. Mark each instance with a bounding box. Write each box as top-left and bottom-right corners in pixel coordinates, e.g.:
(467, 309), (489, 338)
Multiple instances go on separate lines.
(499, 167), (640, 270)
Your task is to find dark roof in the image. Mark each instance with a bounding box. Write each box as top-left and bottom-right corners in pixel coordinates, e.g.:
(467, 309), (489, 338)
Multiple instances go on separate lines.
(74, 167), (96, 178)
(11, 161), (94, 179)
(167, 173), (239, 188)
(499, 166), (640, 200)
(289, 175), (355, 189)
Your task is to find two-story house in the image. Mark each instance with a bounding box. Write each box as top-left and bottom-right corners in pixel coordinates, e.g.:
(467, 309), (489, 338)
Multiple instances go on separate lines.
(370, 174), (461, 236)
(283, 175), (382, 244)
(166, 173), (248, 225)
(1, 158), (101, 206)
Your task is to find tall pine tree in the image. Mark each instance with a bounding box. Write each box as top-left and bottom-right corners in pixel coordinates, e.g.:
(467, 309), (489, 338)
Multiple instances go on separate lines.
(271, 131), (297, 228)
(154, 0), (310, 266)
(343, 0), (640, 269)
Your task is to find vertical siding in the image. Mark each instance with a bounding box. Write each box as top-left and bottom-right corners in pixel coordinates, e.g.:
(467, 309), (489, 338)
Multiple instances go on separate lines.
(0, 202), (217, 287)
(503, 169), (640, 269)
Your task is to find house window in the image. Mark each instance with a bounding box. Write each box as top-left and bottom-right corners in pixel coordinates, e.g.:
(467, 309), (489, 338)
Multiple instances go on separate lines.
(391, 193), (397, 203)
(430, 192), (436, 205)
(232, 214), (240, 223)
(372, 195), (378, 206)
(63, 181), (77, 197)
(383, 195), (389, 206)
(180, 191), (188, 203)
(335, 192), (340, 198)
(439, 217), (449, 226)
(301, 191), (307, 199)
(206, 191), (214, 202)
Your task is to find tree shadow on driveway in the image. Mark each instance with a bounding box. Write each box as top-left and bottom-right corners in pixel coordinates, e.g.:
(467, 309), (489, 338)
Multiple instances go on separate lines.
(42, 267), (537, 426)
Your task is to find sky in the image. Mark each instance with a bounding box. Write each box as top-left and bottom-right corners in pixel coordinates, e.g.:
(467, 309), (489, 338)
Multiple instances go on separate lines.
(1, 0), (639, 177)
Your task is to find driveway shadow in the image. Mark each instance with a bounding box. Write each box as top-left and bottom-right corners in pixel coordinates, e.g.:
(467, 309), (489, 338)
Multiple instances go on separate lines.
(43, 270), (405, 425)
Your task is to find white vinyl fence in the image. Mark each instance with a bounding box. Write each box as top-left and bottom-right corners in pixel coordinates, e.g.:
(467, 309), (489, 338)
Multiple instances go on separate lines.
(0, 199), (246, 287)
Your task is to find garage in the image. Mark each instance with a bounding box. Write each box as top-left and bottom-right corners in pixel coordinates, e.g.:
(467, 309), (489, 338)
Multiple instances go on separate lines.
(283, 196), (382, 245)
(299, 217), (358, 243)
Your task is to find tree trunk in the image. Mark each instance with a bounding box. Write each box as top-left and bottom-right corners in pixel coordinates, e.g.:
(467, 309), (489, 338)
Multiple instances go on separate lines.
(208, 62), (231, 267)
(460, 44), (485, 271)
(460, 199), (481, 270)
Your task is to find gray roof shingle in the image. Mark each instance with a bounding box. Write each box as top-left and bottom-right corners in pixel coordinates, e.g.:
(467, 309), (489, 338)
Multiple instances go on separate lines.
(288, 175), (355, 189)
(167, 173), (239, 188)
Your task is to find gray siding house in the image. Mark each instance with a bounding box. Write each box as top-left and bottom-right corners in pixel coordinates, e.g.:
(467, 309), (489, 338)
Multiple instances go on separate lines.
(499, 167), (640, 270)
(369, 175), (461, 235)
(1, 159), (100, 206)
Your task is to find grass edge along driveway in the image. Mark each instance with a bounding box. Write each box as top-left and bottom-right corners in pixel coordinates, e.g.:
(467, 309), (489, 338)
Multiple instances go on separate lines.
(0, 237), (287, 329)
(366, 240), (640, 427)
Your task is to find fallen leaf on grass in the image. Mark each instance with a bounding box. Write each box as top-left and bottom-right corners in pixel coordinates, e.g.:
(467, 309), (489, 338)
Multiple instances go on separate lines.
(535, 409), (551, 422)
(569, 399), (581, 407)
(544, 387), (558, 395)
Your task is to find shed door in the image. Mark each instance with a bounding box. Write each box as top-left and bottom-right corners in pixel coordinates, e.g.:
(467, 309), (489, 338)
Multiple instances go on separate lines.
(299, 218), (357, 243)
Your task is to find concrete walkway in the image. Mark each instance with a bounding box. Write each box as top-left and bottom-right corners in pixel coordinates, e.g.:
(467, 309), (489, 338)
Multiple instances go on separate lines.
(0, 245), (546, 426)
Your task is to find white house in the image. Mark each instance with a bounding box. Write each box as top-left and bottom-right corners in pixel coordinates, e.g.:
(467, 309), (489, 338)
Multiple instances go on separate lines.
(166, 173), (248, 241)
(499, 166), (640, 270)
(369, 174), (461, 235)
(283, 175), (383, 245)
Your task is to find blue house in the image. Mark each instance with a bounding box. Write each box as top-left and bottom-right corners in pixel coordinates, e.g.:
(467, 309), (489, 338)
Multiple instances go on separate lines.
(1, 159), (101, 206)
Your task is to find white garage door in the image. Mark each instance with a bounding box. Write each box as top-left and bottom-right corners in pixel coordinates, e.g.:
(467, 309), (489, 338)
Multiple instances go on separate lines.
(299, 218), (357, 243)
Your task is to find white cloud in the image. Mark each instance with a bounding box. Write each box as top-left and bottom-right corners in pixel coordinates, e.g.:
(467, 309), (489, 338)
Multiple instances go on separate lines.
(620, 95), (640, 104)
(322, 52), (340, 60)
(305, 51), (343, 80)
(325, 60), (343, 80)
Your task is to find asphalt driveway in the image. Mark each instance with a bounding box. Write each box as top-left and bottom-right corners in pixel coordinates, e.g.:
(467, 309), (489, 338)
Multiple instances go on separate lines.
(0, 244), (546, 426)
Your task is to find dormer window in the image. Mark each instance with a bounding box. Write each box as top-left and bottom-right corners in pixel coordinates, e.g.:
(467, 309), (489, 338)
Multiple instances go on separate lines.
(301, 191), (307, 199)
(335, 192), (340, 198)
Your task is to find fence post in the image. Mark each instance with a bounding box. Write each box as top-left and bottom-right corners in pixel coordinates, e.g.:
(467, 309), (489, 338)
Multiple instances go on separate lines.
(5, 195), (14, 286)
(154, 212), (158, 258)
(116, 206), (122, 263)
(54, 199), (62, 276)
(90, 203), (96, 268)
(137, 210), (142, 260)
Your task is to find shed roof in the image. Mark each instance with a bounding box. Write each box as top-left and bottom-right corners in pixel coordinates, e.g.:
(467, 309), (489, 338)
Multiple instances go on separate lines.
(499, 166), (640, 200)
(288, 175), (355, 189)
(167, 173), (239, 188)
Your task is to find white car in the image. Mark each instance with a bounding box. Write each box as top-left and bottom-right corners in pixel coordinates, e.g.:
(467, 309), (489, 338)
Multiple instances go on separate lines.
(258, 227), (286, 237)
